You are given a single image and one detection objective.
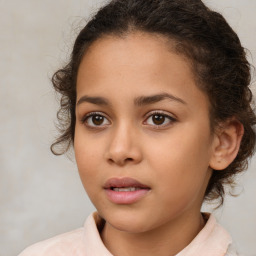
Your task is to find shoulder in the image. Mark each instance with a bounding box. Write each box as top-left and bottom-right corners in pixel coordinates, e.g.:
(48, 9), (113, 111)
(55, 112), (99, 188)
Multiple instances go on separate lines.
(18, 228), (85, 256)
(225, 244), (242, 256)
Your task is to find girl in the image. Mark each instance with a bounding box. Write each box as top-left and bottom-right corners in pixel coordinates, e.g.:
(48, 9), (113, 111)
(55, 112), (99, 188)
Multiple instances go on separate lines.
(19, 0), (256, 255)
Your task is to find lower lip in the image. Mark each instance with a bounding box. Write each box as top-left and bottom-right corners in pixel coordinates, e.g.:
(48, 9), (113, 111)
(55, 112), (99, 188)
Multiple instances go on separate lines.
(105, 188), (150, 204)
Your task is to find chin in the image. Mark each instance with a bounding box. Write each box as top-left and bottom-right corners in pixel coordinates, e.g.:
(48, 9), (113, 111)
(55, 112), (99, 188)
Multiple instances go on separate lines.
(100, 208), (157, 234)
(109, 219), (151, 233)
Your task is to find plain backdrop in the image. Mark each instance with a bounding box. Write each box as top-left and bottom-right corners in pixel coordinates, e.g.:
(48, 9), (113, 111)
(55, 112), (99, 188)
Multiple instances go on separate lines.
(0, 1), (255, 256)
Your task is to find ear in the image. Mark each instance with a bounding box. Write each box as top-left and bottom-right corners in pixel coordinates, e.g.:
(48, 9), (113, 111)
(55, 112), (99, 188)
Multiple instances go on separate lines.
(209, 118), (244, 170)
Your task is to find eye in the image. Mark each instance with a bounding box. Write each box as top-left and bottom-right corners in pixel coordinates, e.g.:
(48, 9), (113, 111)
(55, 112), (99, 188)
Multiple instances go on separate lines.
(82, 112), (110, 128)
(144, 111), (176, 127)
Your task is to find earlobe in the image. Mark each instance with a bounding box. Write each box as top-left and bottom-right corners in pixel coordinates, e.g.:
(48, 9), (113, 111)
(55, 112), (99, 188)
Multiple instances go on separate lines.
(209, 119), (244, 170)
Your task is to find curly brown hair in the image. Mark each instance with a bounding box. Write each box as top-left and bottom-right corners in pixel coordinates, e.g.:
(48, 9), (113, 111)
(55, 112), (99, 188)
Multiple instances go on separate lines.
(51, 0), (256, 206)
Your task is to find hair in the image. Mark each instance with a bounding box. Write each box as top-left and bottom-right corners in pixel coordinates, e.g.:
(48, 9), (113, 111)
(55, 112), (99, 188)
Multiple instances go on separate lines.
(51, 0), (256, 206)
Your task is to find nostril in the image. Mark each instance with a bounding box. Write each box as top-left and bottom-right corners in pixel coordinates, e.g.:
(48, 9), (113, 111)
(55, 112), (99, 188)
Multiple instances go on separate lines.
(107, 157), (134, 166)
(108, 158), (115, 164)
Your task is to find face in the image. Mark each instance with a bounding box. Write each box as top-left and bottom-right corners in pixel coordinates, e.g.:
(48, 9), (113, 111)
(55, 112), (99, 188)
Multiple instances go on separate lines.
(75, 32), (215, 233)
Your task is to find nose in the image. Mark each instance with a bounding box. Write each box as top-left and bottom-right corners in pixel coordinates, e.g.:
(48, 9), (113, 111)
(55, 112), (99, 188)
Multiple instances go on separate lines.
(104, 123), (143, 166)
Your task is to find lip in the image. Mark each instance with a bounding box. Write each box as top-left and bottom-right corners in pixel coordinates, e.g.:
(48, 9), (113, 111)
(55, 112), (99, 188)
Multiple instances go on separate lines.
(104, 177), (151, 204)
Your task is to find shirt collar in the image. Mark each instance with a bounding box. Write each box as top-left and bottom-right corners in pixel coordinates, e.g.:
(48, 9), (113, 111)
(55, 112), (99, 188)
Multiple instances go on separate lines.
(83, 212), (232, 256)
(83, 212), (112, 256)
(176, 213), (232, 256)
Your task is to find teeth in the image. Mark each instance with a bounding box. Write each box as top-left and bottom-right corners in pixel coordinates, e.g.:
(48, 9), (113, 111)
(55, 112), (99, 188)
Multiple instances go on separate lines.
(113, 187), (140, 192)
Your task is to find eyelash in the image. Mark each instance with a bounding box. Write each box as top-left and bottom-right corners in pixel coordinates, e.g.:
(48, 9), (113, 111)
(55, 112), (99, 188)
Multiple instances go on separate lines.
(80, 111), (177, 129)
(81, 112), (110, 129)
(144, 111), (177, 128)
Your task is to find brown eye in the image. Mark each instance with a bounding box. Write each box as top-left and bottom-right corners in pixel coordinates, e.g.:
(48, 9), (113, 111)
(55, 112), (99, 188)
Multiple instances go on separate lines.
(83, 112), (110, 127)
(145, 111), (176, 127)
(92, 115), (104, 125)
(152, 114), (165, 125)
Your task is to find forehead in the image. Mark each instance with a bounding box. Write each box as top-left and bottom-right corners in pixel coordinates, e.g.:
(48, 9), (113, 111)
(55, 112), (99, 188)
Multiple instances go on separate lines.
(76, 32), (209, 111)
(83, 32), (174, 61)
(78, 32), (193, 87)
(81, 33), (170, 79)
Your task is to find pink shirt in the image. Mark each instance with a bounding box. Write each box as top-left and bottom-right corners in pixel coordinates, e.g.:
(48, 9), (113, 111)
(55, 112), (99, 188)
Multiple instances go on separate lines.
(18, 212), (238, 256)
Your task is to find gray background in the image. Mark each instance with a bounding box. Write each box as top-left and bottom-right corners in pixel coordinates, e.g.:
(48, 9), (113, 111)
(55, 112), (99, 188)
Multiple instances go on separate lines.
(0, 1), (255, 256)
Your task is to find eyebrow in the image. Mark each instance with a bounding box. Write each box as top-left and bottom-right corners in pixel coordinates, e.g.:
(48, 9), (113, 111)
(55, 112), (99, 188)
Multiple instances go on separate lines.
(76, 92), (186, 107)
(134, 93), (186, 106)
(77, 96), (109, 106)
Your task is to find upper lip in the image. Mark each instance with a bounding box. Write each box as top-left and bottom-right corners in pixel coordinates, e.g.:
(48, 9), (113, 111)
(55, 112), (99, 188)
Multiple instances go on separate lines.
(104, 177), (150, 189)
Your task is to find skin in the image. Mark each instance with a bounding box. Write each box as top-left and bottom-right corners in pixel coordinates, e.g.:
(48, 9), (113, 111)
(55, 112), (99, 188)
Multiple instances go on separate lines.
(74, 32), (233, 256)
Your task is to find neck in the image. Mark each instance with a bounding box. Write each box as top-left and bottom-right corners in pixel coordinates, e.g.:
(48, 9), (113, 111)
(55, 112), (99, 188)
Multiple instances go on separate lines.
(100, 210), (206, 256)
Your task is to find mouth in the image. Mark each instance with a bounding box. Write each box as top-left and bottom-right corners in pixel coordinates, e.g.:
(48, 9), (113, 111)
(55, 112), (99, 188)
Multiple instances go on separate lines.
(111, 187), (143, 192)
(103, 177), (151, 204)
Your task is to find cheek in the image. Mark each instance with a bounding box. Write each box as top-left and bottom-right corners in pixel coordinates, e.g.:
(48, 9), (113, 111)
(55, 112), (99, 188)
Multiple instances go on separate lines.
(146, 124), (212, 193)
(74, 142), (103, 205)
(75, 144), (95, 171)
(74, 130), (101, 183)
(149, 127), (211, 168)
